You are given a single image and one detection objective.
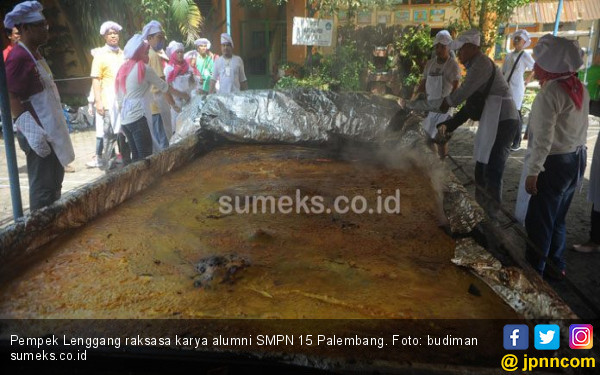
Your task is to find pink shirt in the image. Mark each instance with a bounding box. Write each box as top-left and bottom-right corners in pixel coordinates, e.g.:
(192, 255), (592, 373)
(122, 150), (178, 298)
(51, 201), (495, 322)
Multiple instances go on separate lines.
(3, 44), (14, 61)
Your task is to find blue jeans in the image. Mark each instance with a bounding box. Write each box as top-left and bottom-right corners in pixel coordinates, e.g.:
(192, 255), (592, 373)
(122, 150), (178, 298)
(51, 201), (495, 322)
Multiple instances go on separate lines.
(151, 114), (169, 151)
(474, 119), (519, 220)
(525, 150), (586, 275)
(121, 117), (153, 161)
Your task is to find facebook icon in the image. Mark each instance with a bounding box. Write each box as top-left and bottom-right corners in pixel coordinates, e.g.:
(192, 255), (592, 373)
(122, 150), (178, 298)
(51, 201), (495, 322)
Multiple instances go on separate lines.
(503, 324), (529, 350)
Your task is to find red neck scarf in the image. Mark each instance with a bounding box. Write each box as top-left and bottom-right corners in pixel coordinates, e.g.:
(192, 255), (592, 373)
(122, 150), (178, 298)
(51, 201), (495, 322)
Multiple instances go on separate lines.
(166, 51), (189, 83)
(534, 63), (583, 110)
(115, 43), (150, 95)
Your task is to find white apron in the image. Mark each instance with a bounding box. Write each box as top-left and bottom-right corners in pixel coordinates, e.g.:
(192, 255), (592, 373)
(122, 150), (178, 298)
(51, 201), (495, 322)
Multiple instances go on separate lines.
(169, 72), (194, 135)
(94, 89), (122, 135)
(505, 52), (527, 110)
(94, 109), (103, 138)
(18, 43), (74, 167)
(422, 63), (451, 138)
(473, 95), (503, 164)
(515, 150), (532, 225)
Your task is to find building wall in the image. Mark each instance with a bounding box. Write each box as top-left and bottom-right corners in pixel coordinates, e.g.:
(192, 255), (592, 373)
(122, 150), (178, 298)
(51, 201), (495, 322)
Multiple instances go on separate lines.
(341, 2), (460, 28)
(286, 0), (307, 64)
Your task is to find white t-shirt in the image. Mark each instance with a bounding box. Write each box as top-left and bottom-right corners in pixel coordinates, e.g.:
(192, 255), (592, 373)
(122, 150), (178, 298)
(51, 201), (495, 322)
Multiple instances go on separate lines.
(211, 55), (247, 94)
(118, 63), (168, 125)
(423, 57), (461, 98)
(502, 50), (535, 109)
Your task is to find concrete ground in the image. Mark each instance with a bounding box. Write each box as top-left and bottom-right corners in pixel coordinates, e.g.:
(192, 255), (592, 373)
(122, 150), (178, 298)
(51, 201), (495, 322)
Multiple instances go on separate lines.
(1, 115), (599, 318)
(448, 115), (600, 319)
(0, 128), (104, 226)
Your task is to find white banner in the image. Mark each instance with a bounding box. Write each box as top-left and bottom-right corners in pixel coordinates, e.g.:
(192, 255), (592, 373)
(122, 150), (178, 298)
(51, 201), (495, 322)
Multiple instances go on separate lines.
(292, 17), (333, 46)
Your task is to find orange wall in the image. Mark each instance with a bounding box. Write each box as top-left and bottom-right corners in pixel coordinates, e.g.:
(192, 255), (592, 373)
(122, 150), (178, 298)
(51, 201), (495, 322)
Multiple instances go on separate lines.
(213, 0), (242, 54)
(231, 0), (242, 53)
(286, 0), (307, 64)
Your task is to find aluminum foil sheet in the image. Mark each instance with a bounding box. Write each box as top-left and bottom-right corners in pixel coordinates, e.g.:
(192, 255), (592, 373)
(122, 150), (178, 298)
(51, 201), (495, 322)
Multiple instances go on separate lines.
(442, 178), (485, 234)
(452, 238), (577, 319)
(176, 89), (401, 144)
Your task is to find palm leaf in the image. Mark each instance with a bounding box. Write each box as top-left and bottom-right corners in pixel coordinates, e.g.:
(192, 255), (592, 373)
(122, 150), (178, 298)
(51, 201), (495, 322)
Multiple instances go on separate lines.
(170, 0), (203, 45)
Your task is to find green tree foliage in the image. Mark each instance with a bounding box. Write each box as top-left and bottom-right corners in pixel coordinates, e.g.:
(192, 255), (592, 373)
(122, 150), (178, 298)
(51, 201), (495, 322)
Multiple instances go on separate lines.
(454, 0), (533, 51)
(238, 0), (391, 18)
(275, 41), (370, 92)
(310, 0), (392, 18)
(141, 0), (203, 45)
(60, 0), (202, 51)
(60, 0), (139, 52)
(392, 25), (432, 90)
(238, 0), (287, 10)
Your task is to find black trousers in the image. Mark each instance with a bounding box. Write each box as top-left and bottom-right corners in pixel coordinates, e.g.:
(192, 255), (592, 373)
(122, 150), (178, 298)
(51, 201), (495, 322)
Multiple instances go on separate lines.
(511, 110), (523, 148)
(591, 204), (600, 244)
(16, 133), (64, 210)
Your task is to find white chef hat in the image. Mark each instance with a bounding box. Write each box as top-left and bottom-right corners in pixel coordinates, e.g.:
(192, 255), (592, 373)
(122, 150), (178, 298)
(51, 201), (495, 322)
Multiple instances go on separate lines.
(3, 1), (44, 29)
(142, 20), (163, 39)
(166, 41), (184, 56)
(124, 33), (146, 59)
(512, 29), (531, 48)
(194, 38), (211, 50)
(450, 29), (481, 50)
(221, 33), (233, 47)
(434, 30), (452, 46)
(100, 21), (122, 36)
(533, 34), (583, 73)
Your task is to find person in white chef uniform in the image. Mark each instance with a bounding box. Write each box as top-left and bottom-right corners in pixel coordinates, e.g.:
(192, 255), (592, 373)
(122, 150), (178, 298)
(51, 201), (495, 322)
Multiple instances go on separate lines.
(414, 30), (461, 159)
(501, 29), (535, 151)
(402, 30), (519, 221)
(522, 35), (589, 279)
(4, 1), (75, 210)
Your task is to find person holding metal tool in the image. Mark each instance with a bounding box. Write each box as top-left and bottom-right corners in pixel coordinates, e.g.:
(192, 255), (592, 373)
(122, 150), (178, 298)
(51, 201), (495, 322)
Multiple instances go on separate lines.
(435, 29), (519, 222)
(413, 30), (460, 159)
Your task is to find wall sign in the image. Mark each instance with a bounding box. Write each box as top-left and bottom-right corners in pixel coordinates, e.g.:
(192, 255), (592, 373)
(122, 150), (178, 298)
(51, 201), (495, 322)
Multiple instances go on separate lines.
(292, 17), (334, 46)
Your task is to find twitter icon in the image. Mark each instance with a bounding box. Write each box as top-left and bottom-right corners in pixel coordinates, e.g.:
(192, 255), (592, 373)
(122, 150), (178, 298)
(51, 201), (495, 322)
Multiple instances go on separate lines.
(535, 324), (560, 350)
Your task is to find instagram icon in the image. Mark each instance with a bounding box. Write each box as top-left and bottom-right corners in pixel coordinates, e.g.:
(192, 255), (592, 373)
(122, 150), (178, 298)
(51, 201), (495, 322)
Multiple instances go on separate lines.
(569, 324), (593, 349)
